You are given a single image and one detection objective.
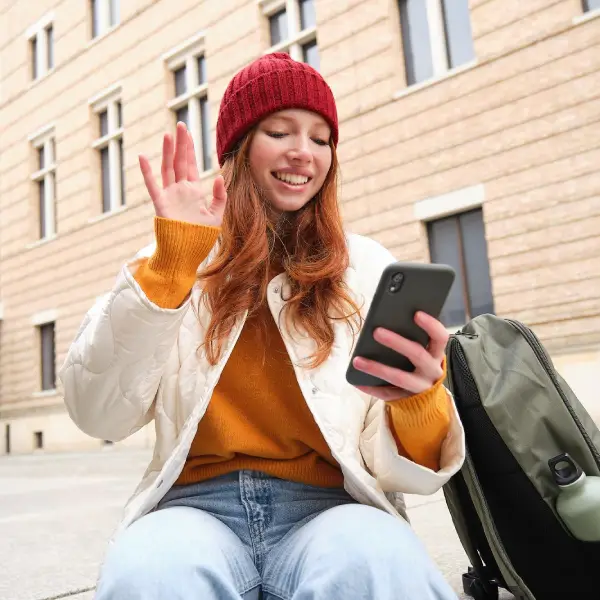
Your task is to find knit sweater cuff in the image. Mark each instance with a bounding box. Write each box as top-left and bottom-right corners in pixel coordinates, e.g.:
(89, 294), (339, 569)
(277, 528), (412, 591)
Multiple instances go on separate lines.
(385, 359), (451, 471)
(133, 217), (220, 309)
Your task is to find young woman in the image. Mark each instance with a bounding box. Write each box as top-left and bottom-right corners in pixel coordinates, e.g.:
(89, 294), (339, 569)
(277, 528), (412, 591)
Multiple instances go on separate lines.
(60, 53), (464, 600)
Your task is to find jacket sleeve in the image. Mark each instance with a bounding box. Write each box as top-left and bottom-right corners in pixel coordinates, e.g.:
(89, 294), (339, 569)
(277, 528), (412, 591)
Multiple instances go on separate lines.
(58, 244), (194, 442)
(360, 388), (465, 494)
(351, 235), (466, 494)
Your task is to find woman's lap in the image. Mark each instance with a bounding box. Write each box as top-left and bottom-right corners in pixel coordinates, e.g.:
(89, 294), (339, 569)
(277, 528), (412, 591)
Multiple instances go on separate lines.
(96, 472), (456, 599)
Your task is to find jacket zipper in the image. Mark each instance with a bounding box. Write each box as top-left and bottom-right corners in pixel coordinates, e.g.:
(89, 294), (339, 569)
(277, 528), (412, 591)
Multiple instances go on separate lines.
(506, 319), (600, 470)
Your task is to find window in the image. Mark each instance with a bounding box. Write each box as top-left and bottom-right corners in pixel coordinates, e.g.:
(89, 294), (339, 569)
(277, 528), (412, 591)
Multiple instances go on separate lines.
(39, 322), (56, 391)
(164, 34), (212, 172)
(427, 209), (494, 327)
(90, 86), (125, 212)
(583, 0), (600, 12)
(91, 0), (120, 38)
(29, 126), (57, 239)
(262, 0), (319, 70)
(34, 431), (44, 450)
(399, 0), (474, 86)
(27, 17), (54, 80)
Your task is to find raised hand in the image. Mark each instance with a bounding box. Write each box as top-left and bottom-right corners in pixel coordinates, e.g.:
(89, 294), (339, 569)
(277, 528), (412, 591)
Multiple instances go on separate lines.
(138, 122), (227, 227)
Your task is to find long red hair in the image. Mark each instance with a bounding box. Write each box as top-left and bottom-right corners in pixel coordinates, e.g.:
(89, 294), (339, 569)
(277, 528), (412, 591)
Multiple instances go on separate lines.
(197, 129), (362, 368)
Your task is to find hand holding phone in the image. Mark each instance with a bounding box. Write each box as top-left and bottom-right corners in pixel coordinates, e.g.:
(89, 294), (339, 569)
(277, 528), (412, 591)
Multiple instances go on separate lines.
(346, 262), (455, 397)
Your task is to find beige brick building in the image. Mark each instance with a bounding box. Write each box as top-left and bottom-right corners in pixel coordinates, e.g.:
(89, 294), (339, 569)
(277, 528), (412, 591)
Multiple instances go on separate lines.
(1, 0), (599, 455)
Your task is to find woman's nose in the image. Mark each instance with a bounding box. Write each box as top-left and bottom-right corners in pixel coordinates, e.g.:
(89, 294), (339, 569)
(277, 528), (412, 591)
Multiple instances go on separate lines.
(287, 136), (312, 162)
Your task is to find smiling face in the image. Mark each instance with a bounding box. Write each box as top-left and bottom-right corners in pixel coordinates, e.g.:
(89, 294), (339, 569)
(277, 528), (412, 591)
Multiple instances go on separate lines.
(248, 109), (333, 215)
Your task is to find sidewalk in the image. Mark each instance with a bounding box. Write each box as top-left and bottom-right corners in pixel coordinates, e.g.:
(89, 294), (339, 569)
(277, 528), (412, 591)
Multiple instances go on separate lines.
(0, 448), (510, 600)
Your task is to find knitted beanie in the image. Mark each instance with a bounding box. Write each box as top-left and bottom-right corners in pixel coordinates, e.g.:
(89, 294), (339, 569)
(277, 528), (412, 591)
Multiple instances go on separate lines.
(216, 53), (338, 166)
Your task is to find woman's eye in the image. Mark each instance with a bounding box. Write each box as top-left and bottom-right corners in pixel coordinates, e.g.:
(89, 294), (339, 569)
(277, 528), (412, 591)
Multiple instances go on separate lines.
(267, 131), (287, 139)
(312, 138), (328, 146)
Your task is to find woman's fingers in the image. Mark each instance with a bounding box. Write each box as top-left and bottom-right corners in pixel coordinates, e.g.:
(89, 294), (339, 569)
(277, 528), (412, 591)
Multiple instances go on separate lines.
(210, 175), (228, 218)
(356, 385), (413, 402)
(372, 327), (444, 383)
(352, 356), (431, 395)
(138, 154), (161, 205)
(186, 131), (201, 182)
(414, 312), (449, 363)
(161, 134), (175, 188)
(173, 122), (188, 182)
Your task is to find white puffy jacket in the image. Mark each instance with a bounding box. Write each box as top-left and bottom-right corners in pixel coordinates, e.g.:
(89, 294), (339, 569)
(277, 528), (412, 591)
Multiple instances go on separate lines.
(59, 232), (465, 539)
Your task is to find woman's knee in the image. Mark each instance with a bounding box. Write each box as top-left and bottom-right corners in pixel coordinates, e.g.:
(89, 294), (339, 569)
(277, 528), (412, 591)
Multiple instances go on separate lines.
(96, 507), (258, 600)
(299, 505), (456, 598)
(96, 509), (197, 596)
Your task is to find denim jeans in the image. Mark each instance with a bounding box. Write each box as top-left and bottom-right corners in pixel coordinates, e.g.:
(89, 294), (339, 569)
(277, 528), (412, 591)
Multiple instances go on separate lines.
(95, 470), (457, 599)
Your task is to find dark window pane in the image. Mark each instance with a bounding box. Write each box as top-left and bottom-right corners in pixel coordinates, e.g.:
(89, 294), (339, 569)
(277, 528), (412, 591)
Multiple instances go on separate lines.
(38, 179), (46, 238)
(101, 146), (111, 212)
(302, 39), (319, 70)
(110, 0), (119, 26)
(38, 147), (45, 170)
(40, 323), (56, 391)
(200, 97), (212, 171)
(584, 0), (600, 11)
(441, 0), (475, 69)
(47, 25), (54, 69)
(34, 431), (44, 449)
(458, 210), (494, 317)
(174, 66), (187, 96)
(31, 37), (38, 79)
(91, 0), (99, 37)
(428, 217), (467, 327)
(299, 0), (316, 29)
(269, 9), (288, 45)
(99, 110), (109, 137)
(117, 101), (123, 128)
(399, 0), (434, 85)
(197, 55), (207, 85)
(119, 138), (125, 205)
(176, 105), (189, 128)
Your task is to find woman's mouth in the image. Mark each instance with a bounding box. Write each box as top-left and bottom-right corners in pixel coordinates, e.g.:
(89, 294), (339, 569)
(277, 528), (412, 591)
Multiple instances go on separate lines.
(272, 171), (312, 187)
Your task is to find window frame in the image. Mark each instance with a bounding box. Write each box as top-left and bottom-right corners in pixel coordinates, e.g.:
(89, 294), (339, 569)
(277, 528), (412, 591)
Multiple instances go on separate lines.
(163, 33), (213, 173)
(260, 0), (319, 68)
(89, 84), (125, 213)
(426, 209), (494, 327)
(28, 124), (57, 240)
(26, 13), (55, 81)
(583, 0), (600, 13)
(414, 185), (492, 328)
(399, 0), (475, 87)
(91, 0), (120, 40)
(38, 321), (56, 393)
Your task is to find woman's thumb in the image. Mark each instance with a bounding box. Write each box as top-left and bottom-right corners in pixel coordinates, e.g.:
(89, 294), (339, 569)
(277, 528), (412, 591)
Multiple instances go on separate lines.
(211, 175), (227, 213)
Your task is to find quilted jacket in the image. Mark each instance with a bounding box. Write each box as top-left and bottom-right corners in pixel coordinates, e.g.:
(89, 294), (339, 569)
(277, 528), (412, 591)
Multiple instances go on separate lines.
(59, 232), (465, 539)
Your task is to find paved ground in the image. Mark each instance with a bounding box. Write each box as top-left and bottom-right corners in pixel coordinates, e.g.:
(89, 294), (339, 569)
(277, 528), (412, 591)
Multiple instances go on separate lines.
(0, 449), (513, 600)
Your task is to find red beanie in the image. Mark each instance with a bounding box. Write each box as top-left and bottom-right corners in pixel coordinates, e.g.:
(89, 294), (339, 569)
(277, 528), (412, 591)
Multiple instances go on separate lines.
(216, 53), (338, 166)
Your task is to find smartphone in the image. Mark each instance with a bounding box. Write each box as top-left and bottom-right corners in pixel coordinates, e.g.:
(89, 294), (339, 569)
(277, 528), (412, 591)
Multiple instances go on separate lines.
(346, 262), (456, 388)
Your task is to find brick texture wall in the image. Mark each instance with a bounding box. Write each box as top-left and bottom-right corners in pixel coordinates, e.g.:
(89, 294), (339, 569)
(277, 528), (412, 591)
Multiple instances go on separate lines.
(0, 0), (599, 448)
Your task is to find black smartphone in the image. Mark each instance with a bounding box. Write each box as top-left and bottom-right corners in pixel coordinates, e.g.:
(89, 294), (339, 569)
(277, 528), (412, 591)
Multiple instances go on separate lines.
(346, 262), (456, 387)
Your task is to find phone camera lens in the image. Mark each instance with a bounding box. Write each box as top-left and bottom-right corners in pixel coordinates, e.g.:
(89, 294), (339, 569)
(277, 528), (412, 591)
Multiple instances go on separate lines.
(392, 273), (404, 283)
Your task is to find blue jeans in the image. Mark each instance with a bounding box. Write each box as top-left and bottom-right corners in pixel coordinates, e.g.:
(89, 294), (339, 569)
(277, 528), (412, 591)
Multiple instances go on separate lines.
(95, 470), (456, 599)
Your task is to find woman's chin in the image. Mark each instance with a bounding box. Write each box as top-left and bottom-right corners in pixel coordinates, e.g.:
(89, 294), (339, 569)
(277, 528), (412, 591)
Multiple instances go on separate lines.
(268, 195), (313, 214)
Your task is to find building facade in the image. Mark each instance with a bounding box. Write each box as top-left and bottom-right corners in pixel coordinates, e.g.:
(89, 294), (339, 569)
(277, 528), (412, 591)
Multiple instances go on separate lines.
(1, 0), (599, 454)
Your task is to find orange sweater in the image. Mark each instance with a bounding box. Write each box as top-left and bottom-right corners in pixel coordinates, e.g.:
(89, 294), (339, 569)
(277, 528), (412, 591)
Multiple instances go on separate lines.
(134, 217), (451, 487)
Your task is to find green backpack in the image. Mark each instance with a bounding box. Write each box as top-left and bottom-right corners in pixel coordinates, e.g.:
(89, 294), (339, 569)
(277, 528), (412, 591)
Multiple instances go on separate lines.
(443, 314), (600, 600)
